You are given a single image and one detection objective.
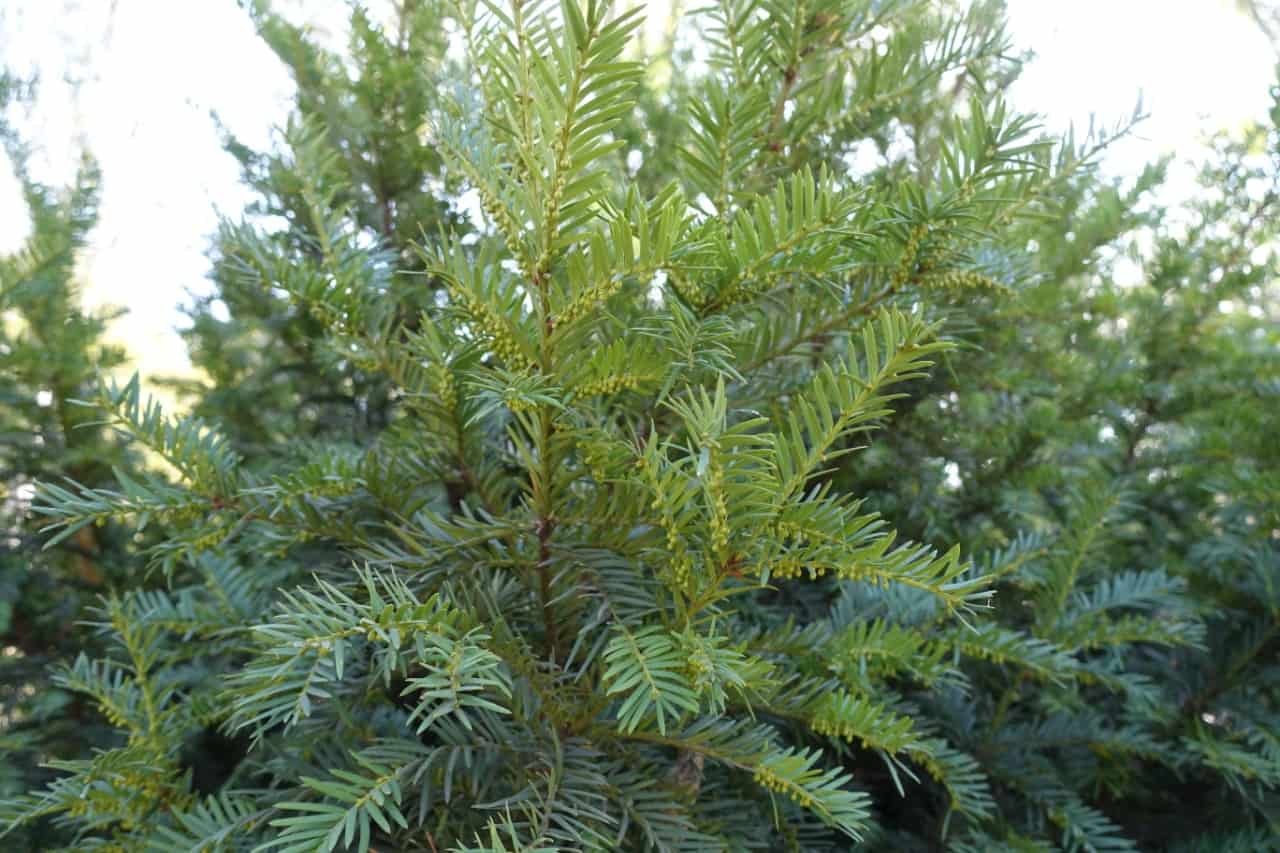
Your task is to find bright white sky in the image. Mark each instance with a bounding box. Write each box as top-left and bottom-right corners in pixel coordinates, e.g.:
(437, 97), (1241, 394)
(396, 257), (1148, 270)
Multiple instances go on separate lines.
(0, 0), (1274, 377)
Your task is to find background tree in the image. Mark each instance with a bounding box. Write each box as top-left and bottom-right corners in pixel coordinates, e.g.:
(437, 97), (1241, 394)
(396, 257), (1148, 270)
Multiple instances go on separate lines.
(169, 0), (462, 455)
(1238, 0), (1280, 47)
(0, 71), (150, 850)
(838, 90), (1280, 849)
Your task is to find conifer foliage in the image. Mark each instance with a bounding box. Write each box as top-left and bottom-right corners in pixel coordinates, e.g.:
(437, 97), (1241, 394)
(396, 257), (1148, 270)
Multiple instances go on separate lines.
(2, 1), (1277, 851)
(845, 95), (1280, 848)
(0, 72), (147, 849)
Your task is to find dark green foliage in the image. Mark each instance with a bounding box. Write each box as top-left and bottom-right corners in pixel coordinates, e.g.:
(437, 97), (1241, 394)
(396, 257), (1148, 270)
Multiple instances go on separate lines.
(0, 73), (147, 849)
(171, 0), (461, 453)
(841, 92), (1280, 848)
(2, 2), (1277, 851)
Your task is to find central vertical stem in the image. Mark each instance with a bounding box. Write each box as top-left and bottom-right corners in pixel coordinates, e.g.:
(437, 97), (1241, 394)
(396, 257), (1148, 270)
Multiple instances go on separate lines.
(536, 504), (559, 662)
(534, 251), (559, 665)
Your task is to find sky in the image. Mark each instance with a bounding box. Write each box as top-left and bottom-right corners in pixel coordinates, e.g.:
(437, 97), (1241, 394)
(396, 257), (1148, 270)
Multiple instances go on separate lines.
(0, 0), (1275, 380)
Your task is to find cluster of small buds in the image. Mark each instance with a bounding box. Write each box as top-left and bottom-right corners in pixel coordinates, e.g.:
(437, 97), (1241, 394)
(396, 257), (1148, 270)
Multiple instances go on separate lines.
(917, 242), (948, 274)
(772, 520), (804, 543)
(582, 445), (610, 484)
(434, 364), (458, 411)
(71, 768), (189, 827)
(665, 552), (694, 590)
(808, 715), (849, 741)
(709, 281), (760, 311)
(560, 275), (622, 326)
(678, 277), (715, 310)
(713, 259), (802, 310)
(953, 175), (978, 208)
(452, 288), (529, 367)
(752, 766), (815, 810)
(188, 526), (228, 551)
(98, 703), (132, 730)
(770, 558), (811, 580)
(835, 565), (891, 587)
(504, 393), (535, 415)
(685, 647), (712, 682)
(67, 788), (126, 819)
(704, 457), (730, 554)
(809, 710), (871, 746)
(665, 523), (681, 553)
(709, 494), (729, 554)
(924, 270), (1006, 292)
(156, 503), (210, 526)
(468, 178), (527, 265)
(639, 460), (699, 591)
(892, 223), (929, 287)
(577, 372), (643, 398)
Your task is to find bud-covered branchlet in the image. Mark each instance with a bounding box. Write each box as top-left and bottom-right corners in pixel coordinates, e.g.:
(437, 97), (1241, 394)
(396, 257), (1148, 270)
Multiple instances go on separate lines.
(449, 286), (531, 369)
